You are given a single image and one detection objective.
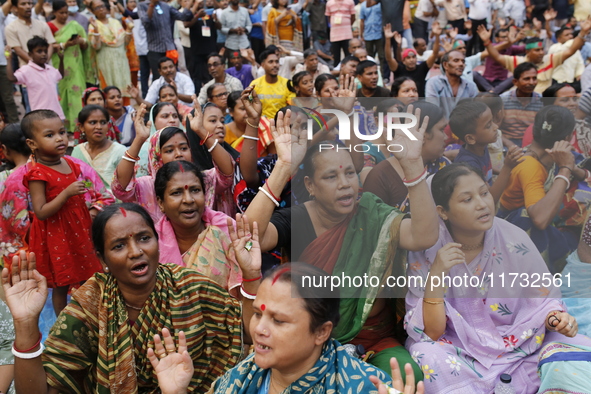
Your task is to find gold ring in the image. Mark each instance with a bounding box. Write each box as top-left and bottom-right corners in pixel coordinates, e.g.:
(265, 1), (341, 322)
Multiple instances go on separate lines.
(158, 351), (167, 358)
(167, 349), (176, 354)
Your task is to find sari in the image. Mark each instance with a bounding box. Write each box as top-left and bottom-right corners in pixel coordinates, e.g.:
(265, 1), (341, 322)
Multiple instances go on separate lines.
(297, 192), (420, 379)
(208, 338), (390, 393)
(71, 141), (128, 189)
(111, 128), (235, 223)
(537, 340), (591, 393)
(72, 88), (123, 145)
(405, 217), (591, 392)
(51, 21), (94, 132)
(42, 264), (243, 393)
(224, 117), (273, 157)
(89, 18), (131, 92)
(265, 7), (303, 53)
(0, 157), (114, 268)
(0, 300), (15, 394)
(155, 207), (242, 296)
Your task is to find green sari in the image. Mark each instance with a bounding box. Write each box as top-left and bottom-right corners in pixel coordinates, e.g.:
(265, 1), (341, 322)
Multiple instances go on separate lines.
(51, 21), (94, 132)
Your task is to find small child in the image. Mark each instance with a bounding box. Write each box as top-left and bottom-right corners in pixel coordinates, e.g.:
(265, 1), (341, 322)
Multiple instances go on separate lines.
(474, 92), (506, 176)
(21, 110), (102, 315)
(6, 36), (65, 120)
(451, 100), (524, 203)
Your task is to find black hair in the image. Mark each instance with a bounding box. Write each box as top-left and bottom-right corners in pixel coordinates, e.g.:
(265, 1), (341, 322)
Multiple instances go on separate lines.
(206, 83), (226, 100)
(27, 36), (49, 52)
(227, 90), (242, 110)
(158, 83), (178, 99)
(265, 262), (341, 335)
(53, 0), (67, 11)
(494, 27), (509, 38)
(405, 101), (445, 136)
(542, 83), (573, 104)
(556, 25), (574, 39)
(340, 55), (360, 67)
(154, 160), (205, 201)
(78, 104), (109, 124)
(158, 57), (175, 68)
(513, 62), (537, 80)
(440, 50), (462, 73)
(0, 123), (31, 157)
(151, 101), (179, 121)
(532, 105), (575, 149)
(92, 203), (158, 257)
(314, 73), (337, 94)
(449, 100), (489, 142)
(391, 76), (416, 97)
(273, 105), (310, 124)
(303, 48), (316, 59)
(355, 60), (377, 76)
(413, 38), (426, 48)
(206, 52), (223, 64)
(475, 92), (504, 120)
(301, 140), (348, 178)
(431, 163), (485, 210)
(159, 126), (187, 150)
(103, 85), (121, 97)
(374, 98), (404, 115)
(259, 48), (277, 63)
(11, 0), (18, 7)
(287, 71), (312, 94)
(21, 109), (61, 139)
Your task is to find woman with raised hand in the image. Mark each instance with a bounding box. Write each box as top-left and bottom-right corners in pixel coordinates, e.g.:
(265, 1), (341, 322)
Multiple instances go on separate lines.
(1, 202), (262, 393)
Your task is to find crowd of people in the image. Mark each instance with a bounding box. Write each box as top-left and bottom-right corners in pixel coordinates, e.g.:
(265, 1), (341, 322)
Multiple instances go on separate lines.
(0, 0), (591, 392)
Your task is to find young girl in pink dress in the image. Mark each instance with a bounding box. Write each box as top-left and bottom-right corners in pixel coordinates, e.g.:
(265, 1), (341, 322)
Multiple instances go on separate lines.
(22, 110), (104, 316)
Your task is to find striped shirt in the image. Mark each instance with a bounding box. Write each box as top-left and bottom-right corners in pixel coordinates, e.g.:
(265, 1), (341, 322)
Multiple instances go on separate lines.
(500, 90), (543, 141)
(502, 52), (566, 94)
(138, 1), (192, 53)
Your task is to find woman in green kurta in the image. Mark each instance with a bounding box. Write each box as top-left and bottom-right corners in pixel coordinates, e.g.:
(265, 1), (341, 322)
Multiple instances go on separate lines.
(48, 1), (94, 132)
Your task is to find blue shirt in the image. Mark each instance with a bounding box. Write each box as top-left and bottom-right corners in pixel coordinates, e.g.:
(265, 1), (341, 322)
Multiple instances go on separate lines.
(454, 145), (493, 185)
(425, 74), (479, 118)
(359, 2), (382, 41)
(249, 4), (264, 40)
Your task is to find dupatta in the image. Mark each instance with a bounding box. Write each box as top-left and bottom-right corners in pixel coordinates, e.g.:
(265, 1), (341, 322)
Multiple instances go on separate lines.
(265, 7), (303, 53)
(208, 338), (390, 394)
(299, 192), (407, 344)
(43, 264), (243, 393)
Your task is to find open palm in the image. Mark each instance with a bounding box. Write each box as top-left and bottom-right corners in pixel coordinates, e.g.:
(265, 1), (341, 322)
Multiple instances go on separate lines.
(148, 329), (194, 394)
(228, 214), (262, 278)
(391, 105), (428, 162)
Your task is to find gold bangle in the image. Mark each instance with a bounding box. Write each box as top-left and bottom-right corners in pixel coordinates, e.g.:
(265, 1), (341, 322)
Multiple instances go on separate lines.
(245, 118), (259, 129)
(423, 299), (444, 305)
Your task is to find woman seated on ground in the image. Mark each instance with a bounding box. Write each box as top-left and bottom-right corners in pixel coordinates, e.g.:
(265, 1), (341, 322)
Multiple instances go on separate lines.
(71, 105), (127, 189)
(391, 77), (419, 106)
(72, 87), (122, 144)
(158, 83), (193, 119)
(224, 90), (275, 156)
(155, 160), (242, 293)
(104, 85), (136, 146)
(149, 263), (425, 394)
(498, 105), (590, 273)
(363, 101), (449, 206)
(244, 107), (439, 382)
(206, 83), (232, 124)
(112, 102), (235, 222)
(406, 163), (591, 392)
(1, 202), (262, 393)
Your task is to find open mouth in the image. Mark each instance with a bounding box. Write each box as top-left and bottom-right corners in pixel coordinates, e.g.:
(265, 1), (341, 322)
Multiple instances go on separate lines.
(180, 209), (198, 219)
(256, 343), (271, 352)
(131, 262), (149, 276)
(337, 194), (354, 206)
(477, 213), (491, 222)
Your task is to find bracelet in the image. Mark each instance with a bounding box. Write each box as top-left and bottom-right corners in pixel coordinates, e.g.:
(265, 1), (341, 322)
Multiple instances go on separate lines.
(242, 275), (262, 282)
(555, 174), (570, 190)
(12, 342), (45, 359)
(125, 150), (140, 161)
(125, 32), (133, 35)
(423, 299), (444, 305)
(243, 135), (259, 141)
(207, 138), (218, 152)
(121, 155), (137, 163)
(199, 132), (211, 145)
(585, 169), (591, 180)
(240, 285), (257, 300)
(483, 39), (491, 46)
(258, 186), (280, 207)
(13, 332), (42, 353)
(264, 183), (280, 202)
(403, 168), (428, 187)
(346, 109), (355, 117)
(245, 118), (259, 129)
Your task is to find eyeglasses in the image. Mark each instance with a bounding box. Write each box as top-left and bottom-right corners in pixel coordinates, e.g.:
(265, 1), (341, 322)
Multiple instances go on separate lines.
(93, 4), (106, 10)
(207, 62), (221, 68)
(212, 91), (228, 99)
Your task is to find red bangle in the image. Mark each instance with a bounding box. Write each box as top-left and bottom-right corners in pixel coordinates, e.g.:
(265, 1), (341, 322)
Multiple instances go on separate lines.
(264, 184), (280, 202)
(125, 150), (140, 161)
(403, 168), (427, 183)
(240, 285), (256, 296)
(13, 332), (42, 353)
(242, 275), (262, 282)
(199, 132), (211, 145)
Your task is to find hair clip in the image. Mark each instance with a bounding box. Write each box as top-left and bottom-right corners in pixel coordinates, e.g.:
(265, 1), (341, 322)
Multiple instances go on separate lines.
(542, 121), (552, 132)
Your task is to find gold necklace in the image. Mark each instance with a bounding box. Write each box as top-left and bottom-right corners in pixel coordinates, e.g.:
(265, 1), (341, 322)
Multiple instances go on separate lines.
(461, 241), (484, 251)
(125, 302), (143, 311)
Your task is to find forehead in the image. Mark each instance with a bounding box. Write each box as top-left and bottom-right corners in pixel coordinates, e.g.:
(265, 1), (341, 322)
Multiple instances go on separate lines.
(448, 51), (464, 60)
(204, 105), (223, 116)
(322, 79), (338, 89)
(32, 117), (64, 134)
(212, 85), (227, 93)
(161, 131), (188, 146)
(157, 104), (177, 115)
(160, 60), (175, 68)
(556, 86), (576, 96)
(88, 91), (104, 99)
(518, 68), (537, 78)
(264, 54), (279, 62)
(362, 65), (378, 74)
(451, 173), (486, 195)
(312, 149), (354, 171)
(160, 86), (175, 94)
(104, 211), (152, 239)
(85, 110), (107, 120)
(207, 56), (222, 64)
(166, 171), (202, 188)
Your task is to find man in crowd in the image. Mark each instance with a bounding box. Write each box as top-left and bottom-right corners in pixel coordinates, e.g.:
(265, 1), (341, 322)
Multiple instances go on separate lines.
(220, 0), (252, 57)
(198, 53), (243, 105)
(250, 48), (294, 119)
(132, 57), (196, 107)
(325, 0), (355, 66)
(294, 49), (330, 82)
(226, 49), (257, 89)
(549, 24), (585, 91)
(355, 60), (390, 110)
(0, 0), (19, 123)
(313, 32), (334, 68)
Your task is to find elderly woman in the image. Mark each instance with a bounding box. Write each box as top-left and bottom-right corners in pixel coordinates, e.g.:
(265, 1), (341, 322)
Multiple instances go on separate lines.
(145, 263), (426, 394)
(243, 105), (439, 382)
(1, 202), (262, 393)
(405, 163), (591, 392)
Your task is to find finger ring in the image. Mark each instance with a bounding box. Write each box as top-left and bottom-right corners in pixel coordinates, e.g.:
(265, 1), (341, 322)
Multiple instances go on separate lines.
(568, 322), (573, 329)
(385, 386), (403, 394)
(244, 240), (253, 251)
(167, 349), (176, 354)
(158, 351), (167, 358)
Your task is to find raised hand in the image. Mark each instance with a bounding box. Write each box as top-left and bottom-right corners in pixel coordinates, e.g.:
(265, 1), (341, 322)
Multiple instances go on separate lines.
(383, 23), (394, 39)
(270, 109), (293, 165)
(2, 251), (48, 324)
(240, 86), (262, 121)
(89, 16), (98, 30)
(147, 328), (194, 394)
(332, 73), (356, 114)
(186, 95), (206, 139)
(580, 16), (591, 35)
(369, 358), (425, 394)
(543, 8), (557, 22)
(476, 24), (492, 42)
(391, 105), (428, 163)
(393, 30), (402, 45)
(464, 19), (472, 31)
(449, 27), (459, 40)
(133, 103), (151, 143)
(127, 84), (141, 101)
(228, 214), (262, 280)
(431, 21), (442, 36)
